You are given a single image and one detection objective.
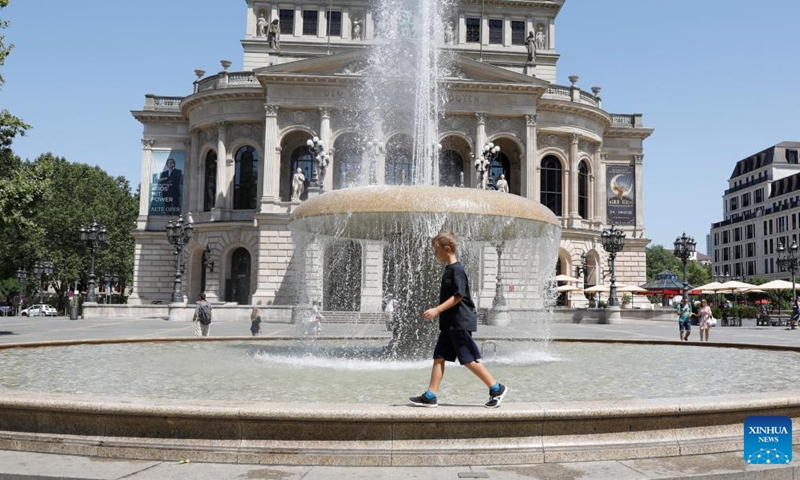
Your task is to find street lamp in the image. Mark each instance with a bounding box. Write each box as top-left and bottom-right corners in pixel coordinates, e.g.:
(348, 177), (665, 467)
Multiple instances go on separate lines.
(600, 225), (626, 307)
(15, 268), (26, 316)
(79, 220), (108, 303)
(33, 261), (54, 304)
(575, 251), (588, 282)
(166, 215), (194, 303)
(306, 136), (330, 189)
(475, 142), (500, 190)
(491, 241), (506, 308)
(777, 240), (799, 308)
(673, 232), (696, 300)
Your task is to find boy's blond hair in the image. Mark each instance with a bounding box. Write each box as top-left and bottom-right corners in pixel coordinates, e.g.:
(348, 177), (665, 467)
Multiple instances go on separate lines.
(432, 232), (459, 254)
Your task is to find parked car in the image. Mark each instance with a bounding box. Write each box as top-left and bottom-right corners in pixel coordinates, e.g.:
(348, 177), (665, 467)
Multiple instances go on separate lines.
(21, 304), (57, 317)
(0, 305), (11, 316)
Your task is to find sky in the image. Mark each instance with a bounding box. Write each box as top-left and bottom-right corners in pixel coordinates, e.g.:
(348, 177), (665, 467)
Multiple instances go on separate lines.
(4, 0), (800, 251)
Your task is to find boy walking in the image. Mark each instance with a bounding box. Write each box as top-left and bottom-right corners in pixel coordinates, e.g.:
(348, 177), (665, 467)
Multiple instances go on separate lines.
(677, 297), (691, 341)
(409, 232), (508, 409)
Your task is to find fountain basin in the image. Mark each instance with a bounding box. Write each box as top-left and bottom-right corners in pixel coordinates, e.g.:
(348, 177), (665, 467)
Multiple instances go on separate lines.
(0, 338), (798, 465)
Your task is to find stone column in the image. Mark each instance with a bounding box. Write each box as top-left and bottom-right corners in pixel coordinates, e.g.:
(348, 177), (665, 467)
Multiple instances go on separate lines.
(474, 113), (487, 189)
(523, 114), (537, 199)
(213, 122), (228, 220)
(568, 133), (580, 225)
(294, 6), (302, 37)
(188, 130), (200, 214)
(317, 7), (326, 38)
(591, 143), (603, 227)
(458, 14), (466, 44)
(342, 10), (351, 40)
(361, 242), (383, 312)
(320, 107), (333, 191)
(598, 153), (608, 225)
(137, 139), (155, 227)
(261, 104), (280, 209)
(365, 11), (374, 40)
(634, 154), (645, 237)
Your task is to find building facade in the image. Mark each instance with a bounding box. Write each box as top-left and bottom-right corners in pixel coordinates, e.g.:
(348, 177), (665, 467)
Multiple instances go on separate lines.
(129, 0), (652, 313)
(711, 142), (800, 280)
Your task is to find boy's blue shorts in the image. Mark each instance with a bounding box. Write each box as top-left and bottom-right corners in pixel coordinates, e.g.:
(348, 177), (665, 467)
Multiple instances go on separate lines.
(679, 320), (691, 332)
(433, 329), (482, 365)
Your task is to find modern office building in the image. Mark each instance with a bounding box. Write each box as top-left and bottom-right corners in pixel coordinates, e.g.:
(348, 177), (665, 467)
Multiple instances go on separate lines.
(710, 141), (800, 279)
(129, 0), (652, 314)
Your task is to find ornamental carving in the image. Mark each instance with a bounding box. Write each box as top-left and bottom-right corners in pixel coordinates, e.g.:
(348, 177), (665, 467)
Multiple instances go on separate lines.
(319, 107), (331, 119)
(440, 114), (474, 134)
(264, 104), (279, 116)
(487, 117), (524, 142)
(634, 154), (644, 164)
(475, 112), (487, 124)
(202, 128), (218, 144)
(140, 139), (155, 150)
(278, 109), (320, 131)
(537, 133), (568, 151)
(231, 123), (264, 143)
(525, 114), (537, 126)
(578, 139), (595, 155)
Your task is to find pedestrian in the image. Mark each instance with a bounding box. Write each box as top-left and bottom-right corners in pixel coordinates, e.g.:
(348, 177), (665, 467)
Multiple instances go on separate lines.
(305, 300), (323, 336)
(792, 300), (799, 330)
(409, 232), (508, 409)
(676, 297), (691, 341)
(192, 292), (212, 337)
(383, 294), (397, 331)
(692, 299), (712, 341)
(250, 307), (262, 336)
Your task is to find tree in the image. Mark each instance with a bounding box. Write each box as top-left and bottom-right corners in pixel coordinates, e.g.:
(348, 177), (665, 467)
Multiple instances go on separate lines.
(645, 245), (682, 280)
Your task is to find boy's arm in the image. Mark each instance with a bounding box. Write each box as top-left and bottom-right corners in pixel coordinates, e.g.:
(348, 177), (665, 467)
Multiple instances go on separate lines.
(423, 295), (462, 321)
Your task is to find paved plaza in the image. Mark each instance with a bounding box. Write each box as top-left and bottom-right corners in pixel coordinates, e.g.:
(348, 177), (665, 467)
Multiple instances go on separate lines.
(1, 315), (799, 479)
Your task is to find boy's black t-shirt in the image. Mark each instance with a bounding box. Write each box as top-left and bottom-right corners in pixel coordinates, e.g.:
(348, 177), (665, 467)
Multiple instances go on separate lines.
(438, 261), (478, 332)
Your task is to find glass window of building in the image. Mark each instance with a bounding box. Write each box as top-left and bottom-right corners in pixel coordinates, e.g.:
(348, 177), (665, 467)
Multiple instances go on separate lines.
(303, 10), (319, 36)
(540, 155), (562, 216)
(787, 149), (798, 164)
(203, 151), (217, 212)
(466, 18), (480, 43)
(233, 146), (259, 210)
(578, 160), (589, 218)
(327, 11), (341, 36)
(511, 21), (525, 45)
(741, 192), (750, 207)
(279, 9), (294, 35)
(488, 19), (503, 44)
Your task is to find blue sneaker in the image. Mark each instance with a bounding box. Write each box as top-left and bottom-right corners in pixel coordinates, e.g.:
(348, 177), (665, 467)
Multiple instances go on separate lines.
(485, 384), (508, 408)
(409, 392), (438, 408)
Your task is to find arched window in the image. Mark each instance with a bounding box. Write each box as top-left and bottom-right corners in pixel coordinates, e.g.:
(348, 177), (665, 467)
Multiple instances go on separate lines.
(540, 155), (562, 216)
(203, 150), (217, 212)
(578, 160), (589, 219)
(490, 152), (511, 190)
(385, 136), (412, 185)
(233, 146), (258, 210)
(290, 146), (314, 200)
(439, 150), (463, 186)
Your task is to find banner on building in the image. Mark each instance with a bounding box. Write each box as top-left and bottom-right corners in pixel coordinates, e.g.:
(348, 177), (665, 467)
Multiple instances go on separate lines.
(606, 164), (635, 225)
(148, 150), (185, 216)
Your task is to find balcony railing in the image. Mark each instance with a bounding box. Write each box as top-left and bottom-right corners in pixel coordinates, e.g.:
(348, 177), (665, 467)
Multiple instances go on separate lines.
(195, 71), (259, 93)
(541, 85), (600, 108)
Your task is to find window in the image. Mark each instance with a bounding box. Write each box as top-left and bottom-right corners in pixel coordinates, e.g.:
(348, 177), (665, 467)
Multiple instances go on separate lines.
(714, 250), (718, 262)
(746, 224), (754, 239)
(490, 153), (510, 192)
(327, 11), (341, 36)
(488, 19), (503, 44)
(730, 196), (738, 211)
(741, 192), (750, 207)
(385, 137), (412, 185)
(747, 242), (755, 258)
(734, 245), (741, 260)
(233, 146), (258, 210)
(279, 9), (294, 35)
(734, 227), (741, 242)
(303, 10), (318, 36)
(787, 149), (798, 164)
(466, 18), (480, 43)
(723, 248), (729, 261)
(769, 219), (773, 235)
(722, 230), (729, 244)
(511, 21), (525, 45)
(794, 213), (797, 230)
(540, 155), (562, 216)
(203, 150), (217, 212)
(578, 161), (589, 218)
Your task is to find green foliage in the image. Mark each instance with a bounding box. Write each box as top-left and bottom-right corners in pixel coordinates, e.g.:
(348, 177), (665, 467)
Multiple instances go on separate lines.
(738, 306), (759, 319)
(645, 245), (681, 280)
(711, 306), (722, 319)
(621, 293), (632, 306)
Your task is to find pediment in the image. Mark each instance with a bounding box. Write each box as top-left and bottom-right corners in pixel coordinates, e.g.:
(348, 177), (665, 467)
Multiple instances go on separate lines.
(255, 50), (549, 88)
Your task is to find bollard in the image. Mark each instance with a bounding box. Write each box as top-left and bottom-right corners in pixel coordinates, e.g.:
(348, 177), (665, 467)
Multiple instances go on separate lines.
(69, 305), (78, 320)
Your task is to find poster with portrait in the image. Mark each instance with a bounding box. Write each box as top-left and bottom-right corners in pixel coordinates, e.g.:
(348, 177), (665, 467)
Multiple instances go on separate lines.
(606, 164), (635, 225)
(148, 150), (185, 216)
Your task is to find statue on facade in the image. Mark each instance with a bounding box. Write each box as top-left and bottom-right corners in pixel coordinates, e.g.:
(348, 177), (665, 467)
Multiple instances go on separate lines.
(525, 31), (536, 63)
(495, 174), (509, 193)
(444, 23), (454, 45)
(352, 18), (362, 41)
(535, 26), (547, 50)
(291, 168), (306, 201)
(474, 155), (491, 190)
(268, 19), (280, 50)
(256, 14), (267, 37)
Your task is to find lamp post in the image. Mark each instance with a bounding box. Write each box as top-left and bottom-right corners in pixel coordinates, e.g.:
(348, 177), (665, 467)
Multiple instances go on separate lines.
(33, 261), (54, 304)
(166, 215), (194, 303)
(600, 225), (626, 307)
(15, 268), (26, 316)
(306, 136), (330, 190)
(79, 220), (108, 303)
(673, 232), (697, 300)
(491, 241), (506, 308)
(475, 142), (500, 190)
(777, 240), (799, 313)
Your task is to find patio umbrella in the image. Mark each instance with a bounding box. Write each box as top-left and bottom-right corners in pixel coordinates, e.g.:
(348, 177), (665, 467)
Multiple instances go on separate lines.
(754, 280), (795, 290)
(555, 274), (580, 283)
(617, 285), (648, 293)
(584, 284), (609, 293)
(693, 281), (725, 292)
(557, 284), (582, 292)
(718, 280), (753, 292)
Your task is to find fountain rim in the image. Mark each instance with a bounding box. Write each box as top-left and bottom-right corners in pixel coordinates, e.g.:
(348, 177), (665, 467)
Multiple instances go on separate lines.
(290, 185), (561, 227)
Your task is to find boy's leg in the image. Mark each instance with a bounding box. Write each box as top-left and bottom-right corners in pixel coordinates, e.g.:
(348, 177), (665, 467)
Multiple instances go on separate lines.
(464, 361), (496, 388)
(427, 358), (446, 394)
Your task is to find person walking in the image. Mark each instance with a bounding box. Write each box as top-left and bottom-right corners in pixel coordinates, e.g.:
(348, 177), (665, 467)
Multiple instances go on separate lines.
(676, 297), (692, 341)
(250, 307), (262, 336)
(409, 232), (508, 409)
(692, 299), (712, 342)
(192, 292), (212, 337)
(791, 300), (799, 330)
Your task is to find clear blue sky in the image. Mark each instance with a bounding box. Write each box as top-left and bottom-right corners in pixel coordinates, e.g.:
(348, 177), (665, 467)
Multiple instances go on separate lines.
(4, 1), (800, 251)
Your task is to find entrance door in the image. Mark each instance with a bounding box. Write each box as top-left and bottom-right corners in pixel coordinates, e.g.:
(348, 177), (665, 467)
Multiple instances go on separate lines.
(230, 248), (251, 305)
